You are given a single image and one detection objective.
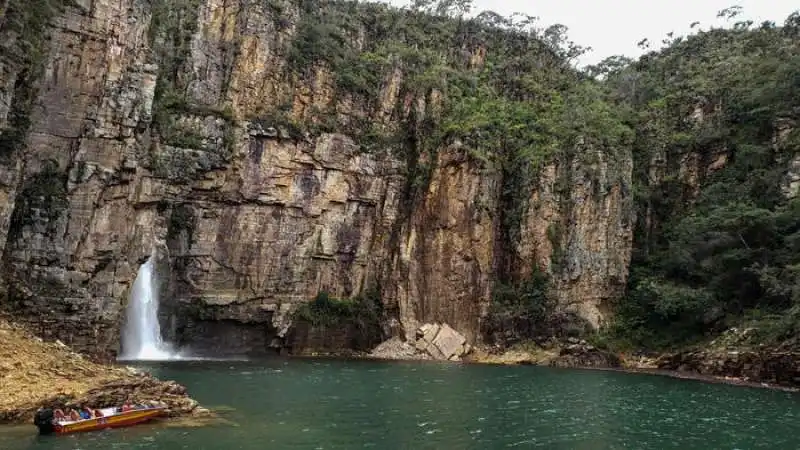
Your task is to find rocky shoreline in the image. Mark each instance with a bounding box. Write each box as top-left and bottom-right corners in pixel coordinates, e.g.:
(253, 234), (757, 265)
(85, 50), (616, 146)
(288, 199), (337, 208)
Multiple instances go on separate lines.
(363, 322), (622, 368)
(643, 349), (800, 390)
(318, 322), (800, 392)
(467, 346), (800, 392)
(641, 327), (800, 390)
(594, 366), (800, 392)
(0, 318), (208, 425)
(6, 310), (793, 427)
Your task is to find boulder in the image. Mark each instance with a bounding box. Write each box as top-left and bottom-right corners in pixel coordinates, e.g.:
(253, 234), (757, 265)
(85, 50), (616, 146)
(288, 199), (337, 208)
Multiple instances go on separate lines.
(429, 323), (469, 360)
(369, 337), (431, 360)
(370, 322), (471, 361)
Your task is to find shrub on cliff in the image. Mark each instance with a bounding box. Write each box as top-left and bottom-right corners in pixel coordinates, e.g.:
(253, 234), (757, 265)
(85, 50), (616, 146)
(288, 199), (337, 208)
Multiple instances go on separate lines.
(484, 268), (557, 345)
(293, 290), (384, 342)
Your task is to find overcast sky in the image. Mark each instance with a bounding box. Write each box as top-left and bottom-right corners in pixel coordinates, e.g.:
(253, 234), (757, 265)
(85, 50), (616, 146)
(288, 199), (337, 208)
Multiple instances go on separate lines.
(384, 0), (798, 66)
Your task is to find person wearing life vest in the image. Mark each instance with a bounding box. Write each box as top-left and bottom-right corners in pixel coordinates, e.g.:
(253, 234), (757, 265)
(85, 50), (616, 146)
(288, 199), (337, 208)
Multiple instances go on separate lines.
(80, 406), (95, 419)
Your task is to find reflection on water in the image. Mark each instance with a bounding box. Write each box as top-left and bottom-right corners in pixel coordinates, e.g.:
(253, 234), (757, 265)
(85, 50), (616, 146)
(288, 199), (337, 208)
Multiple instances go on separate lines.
(2, 358), (799, 449)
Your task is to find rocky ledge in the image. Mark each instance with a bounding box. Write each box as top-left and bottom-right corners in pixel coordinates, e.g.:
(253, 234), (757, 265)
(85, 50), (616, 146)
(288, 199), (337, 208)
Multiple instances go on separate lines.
(653, 349), (800, 387)
(642, 327), (800, 388)
(0, 318), (207, 424)
(467, 337), (622, 369)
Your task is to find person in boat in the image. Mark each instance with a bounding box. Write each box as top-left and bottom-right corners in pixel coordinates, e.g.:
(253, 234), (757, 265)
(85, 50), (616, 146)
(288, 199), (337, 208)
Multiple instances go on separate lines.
(80, 407), (94, 420)
(53, 408), (66, 421)
(67, 407), (81, 422)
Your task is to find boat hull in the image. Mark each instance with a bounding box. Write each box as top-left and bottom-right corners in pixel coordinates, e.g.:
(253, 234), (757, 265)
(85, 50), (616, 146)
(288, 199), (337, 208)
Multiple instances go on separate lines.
(48, 407), (166, 435)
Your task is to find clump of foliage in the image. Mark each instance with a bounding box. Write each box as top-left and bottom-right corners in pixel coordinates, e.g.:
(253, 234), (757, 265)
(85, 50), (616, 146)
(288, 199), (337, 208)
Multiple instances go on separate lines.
(597, 9), (800, 349)
(166, 204), (196, 244)
(0, 0), (64, 65)
(484, 267), (556, 343)
(8, 159), (68, 237)
(294, 290), (384, 343)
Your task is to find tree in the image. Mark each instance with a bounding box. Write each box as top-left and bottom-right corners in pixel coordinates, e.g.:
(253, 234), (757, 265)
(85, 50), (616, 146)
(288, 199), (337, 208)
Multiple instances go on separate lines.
(604, 10), (800, 348)
(409, 0), (473, 18)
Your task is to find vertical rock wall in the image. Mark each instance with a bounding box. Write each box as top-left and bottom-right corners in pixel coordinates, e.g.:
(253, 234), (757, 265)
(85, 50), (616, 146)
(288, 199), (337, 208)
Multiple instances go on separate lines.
(0, 0), (636, 356)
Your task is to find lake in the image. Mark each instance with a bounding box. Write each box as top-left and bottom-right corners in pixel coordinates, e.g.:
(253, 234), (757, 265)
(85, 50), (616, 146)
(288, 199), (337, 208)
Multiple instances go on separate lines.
(2, 357), (798, 449)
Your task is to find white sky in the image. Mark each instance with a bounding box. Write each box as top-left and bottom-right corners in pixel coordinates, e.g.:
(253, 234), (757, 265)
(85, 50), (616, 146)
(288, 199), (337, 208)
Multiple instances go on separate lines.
(384, 0), (798, 66)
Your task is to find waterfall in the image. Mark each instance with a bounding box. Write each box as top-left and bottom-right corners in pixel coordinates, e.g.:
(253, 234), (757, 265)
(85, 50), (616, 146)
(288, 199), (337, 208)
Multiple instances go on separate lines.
(118, 253), (179, 361)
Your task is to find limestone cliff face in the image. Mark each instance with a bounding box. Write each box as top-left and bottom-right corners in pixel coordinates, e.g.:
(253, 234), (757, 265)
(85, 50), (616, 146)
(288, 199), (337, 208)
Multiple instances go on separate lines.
(0, 0), (635, 356)
(162, 130), (405, 353)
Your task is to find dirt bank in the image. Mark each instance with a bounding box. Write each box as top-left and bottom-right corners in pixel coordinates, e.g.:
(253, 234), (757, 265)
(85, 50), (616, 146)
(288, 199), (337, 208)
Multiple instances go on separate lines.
(0, 317), (206, 424)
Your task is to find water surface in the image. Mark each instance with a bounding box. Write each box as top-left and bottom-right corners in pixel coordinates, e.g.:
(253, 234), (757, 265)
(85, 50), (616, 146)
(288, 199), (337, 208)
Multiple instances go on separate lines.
(2, 358), (798, 449)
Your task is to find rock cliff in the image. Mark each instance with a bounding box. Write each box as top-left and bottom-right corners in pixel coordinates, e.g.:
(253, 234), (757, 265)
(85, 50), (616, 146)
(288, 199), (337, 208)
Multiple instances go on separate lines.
(0, 0), (634, 357)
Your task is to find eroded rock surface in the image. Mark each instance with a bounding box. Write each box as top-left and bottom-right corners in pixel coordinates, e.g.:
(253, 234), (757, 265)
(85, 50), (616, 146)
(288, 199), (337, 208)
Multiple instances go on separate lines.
(467, 337), (621, 369)
(655, 350), (800, 386)
(547, 339), (622, 369)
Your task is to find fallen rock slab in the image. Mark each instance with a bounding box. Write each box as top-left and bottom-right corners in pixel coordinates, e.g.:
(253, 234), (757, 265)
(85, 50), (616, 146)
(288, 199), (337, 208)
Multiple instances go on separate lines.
(370, 337), (432, 360)
(370, 323), (471, 361)
(430, 323), (469, 361)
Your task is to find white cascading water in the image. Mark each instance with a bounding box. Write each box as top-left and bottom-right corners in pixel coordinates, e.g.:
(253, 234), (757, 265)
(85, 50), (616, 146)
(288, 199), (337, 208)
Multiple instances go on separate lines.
(118, 253), (179, 361)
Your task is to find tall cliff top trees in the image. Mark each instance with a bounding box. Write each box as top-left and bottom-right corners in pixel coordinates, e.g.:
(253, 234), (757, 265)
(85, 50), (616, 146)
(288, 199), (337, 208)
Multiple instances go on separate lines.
(602, 9), (800, 350)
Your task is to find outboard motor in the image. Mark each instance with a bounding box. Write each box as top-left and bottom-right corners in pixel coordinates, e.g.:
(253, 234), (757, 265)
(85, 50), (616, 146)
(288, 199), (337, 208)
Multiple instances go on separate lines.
(33, 408), (56, 435)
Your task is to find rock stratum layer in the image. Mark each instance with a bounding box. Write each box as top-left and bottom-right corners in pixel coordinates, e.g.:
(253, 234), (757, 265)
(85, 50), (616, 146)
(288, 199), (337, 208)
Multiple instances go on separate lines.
(0, 0), (633, 357)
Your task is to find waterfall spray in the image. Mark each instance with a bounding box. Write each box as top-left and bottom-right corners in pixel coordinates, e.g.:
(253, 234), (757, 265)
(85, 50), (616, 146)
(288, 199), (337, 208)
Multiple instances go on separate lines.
(118, 252), (178, 361)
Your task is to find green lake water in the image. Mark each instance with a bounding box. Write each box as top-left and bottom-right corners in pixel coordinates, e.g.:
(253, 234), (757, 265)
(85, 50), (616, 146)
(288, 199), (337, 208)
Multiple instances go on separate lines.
(1, 357), (799, 449)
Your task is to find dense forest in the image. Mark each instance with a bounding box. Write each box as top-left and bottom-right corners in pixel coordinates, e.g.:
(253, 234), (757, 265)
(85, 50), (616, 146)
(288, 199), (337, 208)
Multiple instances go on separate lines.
(599, 7), (800, 351)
